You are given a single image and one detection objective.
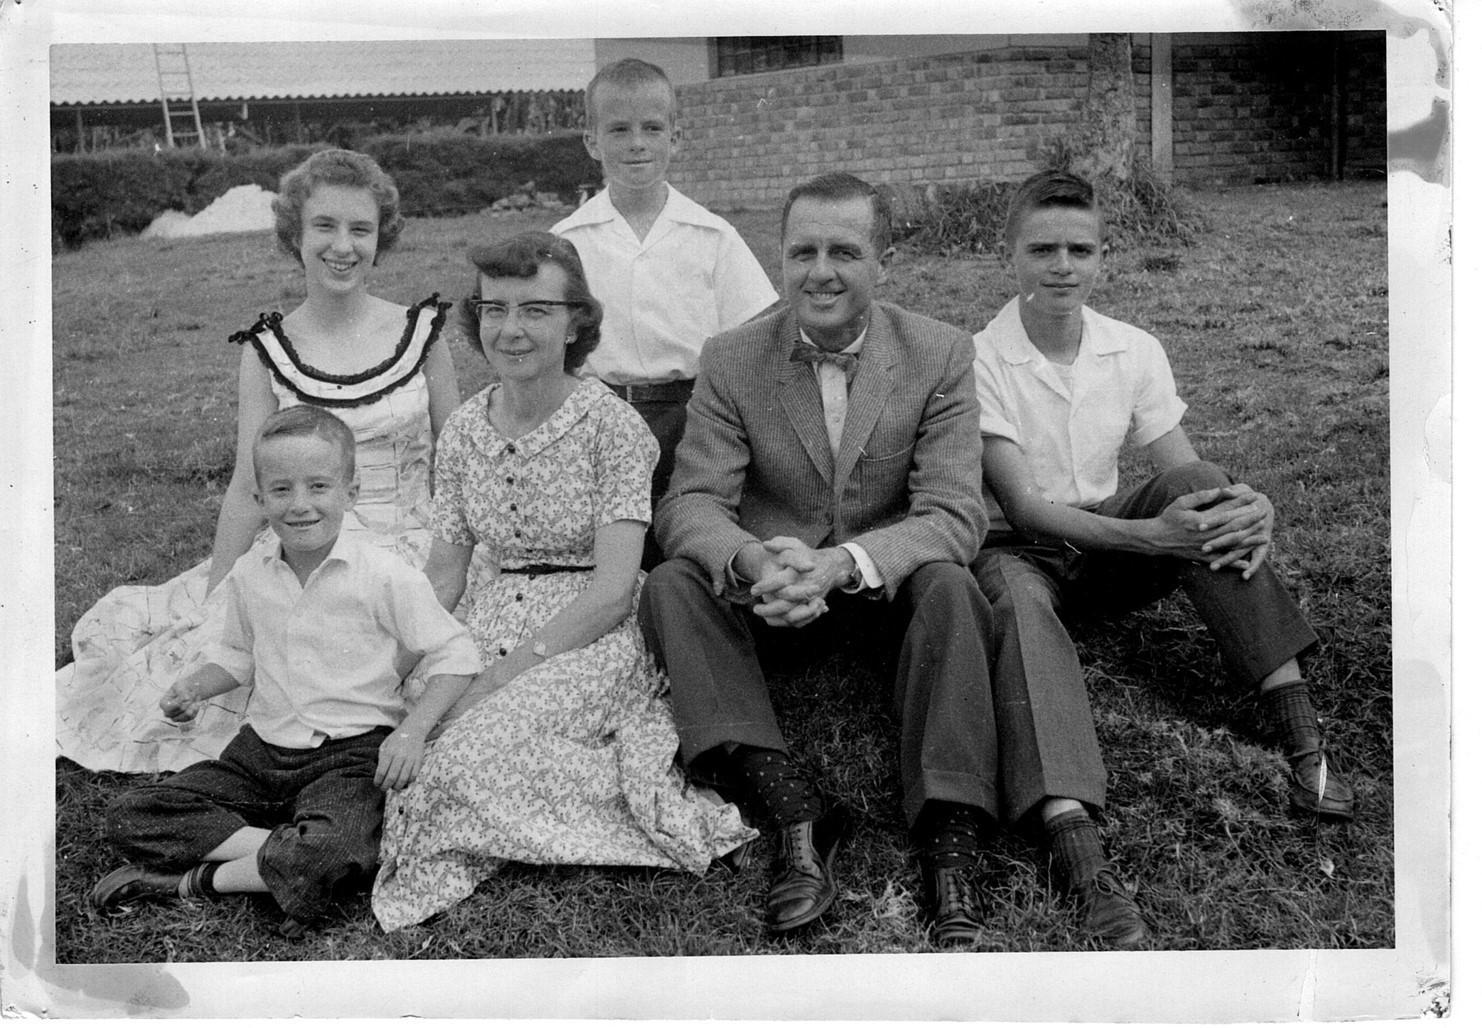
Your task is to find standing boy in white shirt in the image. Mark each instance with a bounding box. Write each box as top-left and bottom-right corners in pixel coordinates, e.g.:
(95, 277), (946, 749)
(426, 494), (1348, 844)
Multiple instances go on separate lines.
(552, 58), (777, 566)
(970, 169), (1355, 946)
(89, 405), (480, 938)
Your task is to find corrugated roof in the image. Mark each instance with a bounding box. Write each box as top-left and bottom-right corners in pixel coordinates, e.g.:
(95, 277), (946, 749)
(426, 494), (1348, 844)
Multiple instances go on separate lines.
(50, 39), (596, 106)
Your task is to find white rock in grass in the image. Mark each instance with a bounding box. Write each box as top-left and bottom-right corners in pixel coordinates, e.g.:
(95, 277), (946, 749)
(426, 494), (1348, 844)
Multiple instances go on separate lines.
(141, 210), (193, 239)
(147, 184), (278, 239)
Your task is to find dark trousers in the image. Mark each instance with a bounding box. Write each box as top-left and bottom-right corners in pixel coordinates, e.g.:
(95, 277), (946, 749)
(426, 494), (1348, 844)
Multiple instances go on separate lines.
(623, 393), (691, 571)
(970, 460), (1319, 824)
(105, 725), (390, 922)
(639, 557), (999, 828)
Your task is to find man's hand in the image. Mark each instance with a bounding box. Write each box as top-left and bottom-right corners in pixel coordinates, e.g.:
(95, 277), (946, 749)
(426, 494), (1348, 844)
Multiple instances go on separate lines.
(375, 727), (428, 791)
(749, 538), (854, 628)
(159, 681), (204, 722)
(1195, 483), (1274, 577)
(1147, 485), (1273, 576)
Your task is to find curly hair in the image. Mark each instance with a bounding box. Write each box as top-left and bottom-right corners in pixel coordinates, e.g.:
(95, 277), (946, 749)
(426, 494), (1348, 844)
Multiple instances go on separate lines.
(459, 232), (603, 373)
(272, 149), (405, 264)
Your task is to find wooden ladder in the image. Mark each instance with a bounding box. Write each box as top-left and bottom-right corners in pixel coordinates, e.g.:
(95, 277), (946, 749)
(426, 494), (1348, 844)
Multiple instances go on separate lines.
(152, 43), (206, 148)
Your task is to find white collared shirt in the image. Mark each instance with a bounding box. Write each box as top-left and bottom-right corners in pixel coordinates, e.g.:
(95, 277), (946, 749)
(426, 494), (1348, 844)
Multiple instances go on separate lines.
(551, 185), (778, 385)
(204, 533), (481, 748)
(973, 297), (1187, 532)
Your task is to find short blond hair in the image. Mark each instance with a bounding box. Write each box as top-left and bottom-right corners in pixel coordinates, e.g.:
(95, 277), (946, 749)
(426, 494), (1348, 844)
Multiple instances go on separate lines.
(584, 58), (676, 127)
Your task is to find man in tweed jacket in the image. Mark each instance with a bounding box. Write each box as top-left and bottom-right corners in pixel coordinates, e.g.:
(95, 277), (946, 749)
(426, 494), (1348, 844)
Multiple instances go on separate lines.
(639, 173), (997, 947)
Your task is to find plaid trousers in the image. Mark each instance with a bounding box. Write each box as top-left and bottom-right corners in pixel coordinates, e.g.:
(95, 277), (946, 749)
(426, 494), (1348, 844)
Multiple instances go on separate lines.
(105, 724), (390, 921)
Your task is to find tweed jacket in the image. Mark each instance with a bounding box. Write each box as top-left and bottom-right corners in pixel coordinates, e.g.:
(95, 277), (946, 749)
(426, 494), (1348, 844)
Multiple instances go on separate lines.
(656, 301), (988, 600)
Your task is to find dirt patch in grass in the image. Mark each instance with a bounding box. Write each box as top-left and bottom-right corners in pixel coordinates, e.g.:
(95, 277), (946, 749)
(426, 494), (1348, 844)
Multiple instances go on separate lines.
(53, 183), (1390, 959)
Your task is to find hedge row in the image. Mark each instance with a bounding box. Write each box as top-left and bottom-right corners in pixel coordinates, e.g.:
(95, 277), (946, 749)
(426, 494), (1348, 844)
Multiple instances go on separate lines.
(52, 132), (601, 249)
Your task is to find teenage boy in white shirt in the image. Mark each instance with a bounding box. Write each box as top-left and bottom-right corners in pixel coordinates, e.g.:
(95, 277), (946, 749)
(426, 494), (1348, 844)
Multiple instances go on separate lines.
(969, 169), (1356, 947)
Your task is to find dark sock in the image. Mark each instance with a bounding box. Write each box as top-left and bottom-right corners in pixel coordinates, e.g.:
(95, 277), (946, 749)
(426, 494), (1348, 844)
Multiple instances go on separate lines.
(917, 800), (981, 869)
(179, 861), (221, 900)
(1261, 680), (1322, 757)
(731, 745), (824, 827)
(1045, 809), (1107, 889)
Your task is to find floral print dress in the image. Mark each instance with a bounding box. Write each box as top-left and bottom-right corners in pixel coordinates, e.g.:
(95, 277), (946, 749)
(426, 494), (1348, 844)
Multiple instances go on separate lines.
(371, 377), (754, 932)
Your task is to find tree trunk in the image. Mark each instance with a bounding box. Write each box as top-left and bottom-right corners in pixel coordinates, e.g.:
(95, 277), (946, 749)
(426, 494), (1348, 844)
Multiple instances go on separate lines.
(1077, 33), (1136, 183)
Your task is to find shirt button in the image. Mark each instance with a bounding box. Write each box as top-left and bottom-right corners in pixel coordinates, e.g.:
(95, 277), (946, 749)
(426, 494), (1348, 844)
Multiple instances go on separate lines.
(513, 529), (521, 537)
(506, 444), (516, 455)
(515, 593), (524, 601)
(498, 646), (508, 656)
(509, 503), (517, 511)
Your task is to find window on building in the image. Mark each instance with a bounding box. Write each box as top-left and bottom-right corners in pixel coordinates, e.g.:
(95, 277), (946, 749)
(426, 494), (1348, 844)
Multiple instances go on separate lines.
(711, 37), (844, 78)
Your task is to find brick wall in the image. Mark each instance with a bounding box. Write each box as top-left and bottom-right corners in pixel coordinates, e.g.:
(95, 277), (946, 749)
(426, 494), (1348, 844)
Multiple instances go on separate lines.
(670, 46), (1090, 208)
(1169, 33), (1383, 185)
(666, 32), (1384, 206)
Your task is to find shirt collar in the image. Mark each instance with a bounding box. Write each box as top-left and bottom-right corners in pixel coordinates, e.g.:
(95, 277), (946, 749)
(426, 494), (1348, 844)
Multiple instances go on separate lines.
(798, 323), (867, 356)
(991, 297), (1127, 365)
(560, 184), (724, 232)
(263, 528), (357, 574)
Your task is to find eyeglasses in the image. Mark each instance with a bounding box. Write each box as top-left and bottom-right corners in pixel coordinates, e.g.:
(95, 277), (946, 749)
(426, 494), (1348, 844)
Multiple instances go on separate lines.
(471, 300), (581, 326)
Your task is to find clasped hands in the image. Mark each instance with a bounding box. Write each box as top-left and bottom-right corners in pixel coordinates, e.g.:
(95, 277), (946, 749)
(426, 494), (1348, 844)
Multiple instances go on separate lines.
(1153, 483), (1274, 578)
(739, 536), (856, 628)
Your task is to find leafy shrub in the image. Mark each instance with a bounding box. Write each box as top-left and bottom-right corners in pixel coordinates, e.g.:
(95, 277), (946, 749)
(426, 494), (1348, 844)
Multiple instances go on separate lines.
(52, 133), (600, 249)
(360, 131), (599, 217)
(906, 138), (1203, 257)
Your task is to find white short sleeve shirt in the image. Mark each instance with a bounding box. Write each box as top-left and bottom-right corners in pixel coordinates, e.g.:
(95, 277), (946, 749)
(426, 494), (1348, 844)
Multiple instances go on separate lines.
(973, 298), (1187, 531)
(551, 185), (778, 385)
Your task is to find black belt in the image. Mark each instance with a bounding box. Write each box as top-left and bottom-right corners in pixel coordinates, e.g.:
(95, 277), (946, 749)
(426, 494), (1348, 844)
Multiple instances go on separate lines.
(602, 379), (694, 403)
(504, 564), (595, 576)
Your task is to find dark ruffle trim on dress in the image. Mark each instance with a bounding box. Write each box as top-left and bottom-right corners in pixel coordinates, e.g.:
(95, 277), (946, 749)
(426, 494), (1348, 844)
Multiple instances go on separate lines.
(228, 294), (449, 409)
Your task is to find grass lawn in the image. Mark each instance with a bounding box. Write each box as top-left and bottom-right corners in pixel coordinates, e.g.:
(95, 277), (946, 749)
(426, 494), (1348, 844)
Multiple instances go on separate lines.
(53, 180), (1391, 960)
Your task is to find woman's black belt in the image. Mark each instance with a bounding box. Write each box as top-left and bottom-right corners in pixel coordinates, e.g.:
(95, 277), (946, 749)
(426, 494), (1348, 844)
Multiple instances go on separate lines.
(504, 564), (596, 575)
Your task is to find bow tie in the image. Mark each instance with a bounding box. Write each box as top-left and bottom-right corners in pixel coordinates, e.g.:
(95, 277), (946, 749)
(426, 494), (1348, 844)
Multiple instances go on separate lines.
(792, 341), (859, 377)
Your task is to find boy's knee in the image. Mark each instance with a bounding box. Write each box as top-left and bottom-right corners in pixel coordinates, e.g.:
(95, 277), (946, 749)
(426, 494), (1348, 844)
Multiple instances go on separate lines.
(260, 814), (382, 894)
(103, 789), (150, 851)
(1158, 459), (1232, 495)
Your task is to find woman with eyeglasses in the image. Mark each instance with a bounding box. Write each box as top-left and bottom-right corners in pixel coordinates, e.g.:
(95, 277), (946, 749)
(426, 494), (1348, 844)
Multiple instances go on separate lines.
(370, 231), (754, 932)
(56, 149), (472, 775)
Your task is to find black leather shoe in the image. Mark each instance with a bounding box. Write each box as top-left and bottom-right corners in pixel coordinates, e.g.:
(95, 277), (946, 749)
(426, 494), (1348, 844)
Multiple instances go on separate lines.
(922, 861), (989, 949)
(89, 864), (183, 913)
(764, 807), (848, 933)
(1070, 867), (1150, 950)
(1288, 747), (1356, 822)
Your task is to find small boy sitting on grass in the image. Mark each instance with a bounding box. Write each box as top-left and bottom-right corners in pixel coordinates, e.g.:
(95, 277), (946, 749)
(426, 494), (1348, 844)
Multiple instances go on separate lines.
(89, 405), (480, 938)
(967, 170), (1355, 947)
